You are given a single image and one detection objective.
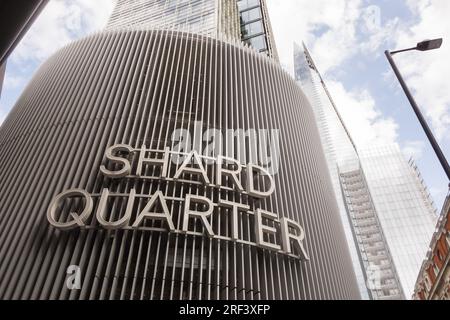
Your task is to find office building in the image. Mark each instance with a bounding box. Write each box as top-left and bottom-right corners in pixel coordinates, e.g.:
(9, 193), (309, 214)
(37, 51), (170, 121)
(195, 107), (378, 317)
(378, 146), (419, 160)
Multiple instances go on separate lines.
(338, 159), (404, 300)
(0, 1), (360, 300)
(414, 190), (450, 300)
(107, 0), (241, 39)
(237, 0), (278, 59)
(107, 0), (278, 59)
(360, 145), (438, 296)
(294, 42), (404, 300)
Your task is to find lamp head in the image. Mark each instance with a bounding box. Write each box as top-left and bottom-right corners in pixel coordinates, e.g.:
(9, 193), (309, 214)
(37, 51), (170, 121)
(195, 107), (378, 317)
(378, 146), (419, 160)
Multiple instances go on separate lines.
(416, 38), (443, 51)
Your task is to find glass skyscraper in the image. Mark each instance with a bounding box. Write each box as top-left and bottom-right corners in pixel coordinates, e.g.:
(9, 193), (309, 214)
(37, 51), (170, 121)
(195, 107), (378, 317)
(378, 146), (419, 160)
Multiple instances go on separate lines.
(294, 42), (403, 300)
(338, 159), (404, 300)
(107, 0), (240, 39)
(107, 0), (278, 59)
(360, 145), (438, 296)
(294, 42), (438, 299)
(237, 0), (278, 59)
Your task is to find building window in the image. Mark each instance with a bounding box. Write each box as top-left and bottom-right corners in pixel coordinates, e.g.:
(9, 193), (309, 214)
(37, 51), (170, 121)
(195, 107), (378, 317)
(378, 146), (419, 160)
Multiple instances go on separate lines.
(433, 264), (440, 277)
(240, 7), (262, 24)
(424, 274), (432, 291)
(237, 0), (260, 11)
(241, 20), (264, 38)
(247, 34), (267, 52)
(437, 249), (443, 261)
(441, 285), (450, 300)
(446, 232), (450, 249)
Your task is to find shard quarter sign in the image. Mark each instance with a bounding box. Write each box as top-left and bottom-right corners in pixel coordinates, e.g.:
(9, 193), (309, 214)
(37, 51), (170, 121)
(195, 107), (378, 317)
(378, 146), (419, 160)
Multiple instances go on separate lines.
(47, 144), (309, 261)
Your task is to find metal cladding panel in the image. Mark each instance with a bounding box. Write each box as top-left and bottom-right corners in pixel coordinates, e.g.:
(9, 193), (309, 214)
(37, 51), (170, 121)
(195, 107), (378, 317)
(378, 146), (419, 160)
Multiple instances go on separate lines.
(0, 30), (360, 300)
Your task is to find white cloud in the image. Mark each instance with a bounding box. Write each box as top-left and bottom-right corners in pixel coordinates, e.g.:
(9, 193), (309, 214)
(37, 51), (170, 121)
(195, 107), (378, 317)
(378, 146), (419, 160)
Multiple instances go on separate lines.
(5, 0), (446, 158)
(11, 0), (116, 64)
(390, 0), (450, 142)
(1, 0), (116, 124)
(404, 0), (430, 13)
(268, 0), (362, 74)
(429, 186), (448, 210)
(3, 74), (26, 90)
(326, 80), (399, 148)
(360, 16), (400, 57)
(267, 0), (398, 74)
(402, 140), (425, 160)
(267, 0), (401, 149)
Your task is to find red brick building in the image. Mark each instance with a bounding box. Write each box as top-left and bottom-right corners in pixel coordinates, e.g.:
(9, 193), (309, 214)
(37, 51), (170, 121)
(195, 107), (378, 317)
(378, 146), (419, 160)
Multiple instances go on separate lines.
(414, 189), (450, 300)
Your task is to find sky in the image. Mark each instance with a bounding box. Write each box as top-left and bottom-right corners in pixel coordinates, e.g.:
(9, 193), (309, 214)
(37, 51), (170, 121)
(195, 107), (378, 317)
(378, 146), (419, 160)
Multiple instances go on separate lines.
(0, 0), (449, 209)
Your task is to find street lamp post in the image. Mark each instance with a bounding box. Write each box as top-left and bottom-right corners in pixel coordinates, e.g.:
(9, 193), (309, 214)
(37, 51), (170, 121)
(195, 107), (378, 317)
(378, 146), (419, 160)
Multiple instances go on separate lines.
(385, 38), (450, 181)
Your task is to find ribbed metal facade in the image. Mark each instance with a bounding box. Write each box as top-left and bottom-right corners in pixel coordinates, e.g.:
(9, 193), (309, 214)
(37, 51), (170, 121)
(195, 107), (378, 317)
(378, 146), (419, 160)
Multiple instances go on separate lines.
(0, 29), (359, 300)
